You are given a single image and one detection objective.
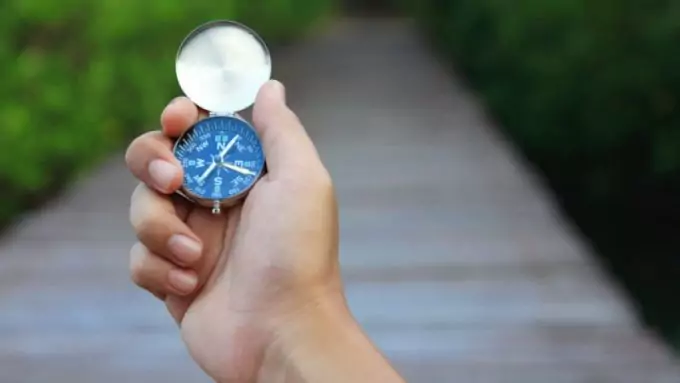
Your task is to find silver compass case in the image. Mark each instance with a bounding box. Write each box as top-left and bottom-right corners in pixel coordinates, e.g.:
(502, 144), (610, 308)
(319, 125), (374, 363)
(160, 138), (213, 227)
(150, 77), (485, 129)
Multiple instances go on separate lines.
(173, 20), (272, 213)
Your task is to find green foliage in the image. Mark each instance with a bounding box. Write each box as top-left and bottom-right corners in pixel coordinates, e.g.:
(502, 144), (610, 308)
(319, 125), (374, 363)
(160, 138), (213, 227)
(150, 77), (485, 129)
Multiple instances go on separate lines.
(0, 0), (335, 225)
(405, 0), (680, 346)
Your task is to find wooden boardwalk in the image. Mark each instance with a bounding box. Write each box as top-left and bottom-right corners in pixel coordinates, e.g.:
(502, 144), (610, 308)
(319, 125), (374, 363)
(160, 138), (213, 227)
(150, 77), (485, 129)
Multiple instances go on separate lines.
(1, 18), (678, 382)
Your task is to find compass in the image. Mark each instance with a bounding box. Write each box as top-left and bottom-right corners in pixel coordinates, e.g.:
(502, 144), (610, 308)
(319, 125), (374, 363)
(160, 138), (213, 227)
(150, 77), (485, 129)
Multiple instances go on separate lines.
(172, 20), (271, 214)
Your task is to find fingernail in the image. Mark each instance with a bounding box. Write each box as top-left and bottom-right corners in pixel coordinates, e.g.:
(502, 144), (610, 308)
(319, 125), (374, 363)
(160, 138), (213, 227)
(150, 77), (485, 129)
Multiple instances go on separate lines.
(168, 269), (197, 295)
(168, 235), (202, 264)
(149, 160), (178, 192)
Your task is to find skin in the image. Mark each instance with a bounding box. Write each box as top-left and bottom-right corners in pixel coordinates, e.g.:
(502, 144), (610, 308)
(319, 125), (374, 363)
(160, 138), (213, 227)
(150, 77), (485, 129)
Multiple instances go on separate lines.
(125, 80), (406, 382)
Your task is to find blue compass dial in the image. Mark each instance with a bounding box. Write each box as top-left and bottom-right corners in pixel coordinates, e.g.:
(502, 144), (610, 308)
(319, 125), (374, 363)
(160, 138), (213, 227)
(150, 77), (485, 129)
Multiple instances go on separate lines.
(174, 116), (265, 201)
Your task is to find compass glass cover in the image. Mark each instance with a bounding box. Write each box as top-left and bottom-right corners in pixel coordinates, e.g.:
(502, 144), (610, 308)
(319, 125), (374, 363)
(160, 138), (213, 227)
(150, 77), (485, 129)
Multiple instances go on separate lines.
(175, 116), (265, 201)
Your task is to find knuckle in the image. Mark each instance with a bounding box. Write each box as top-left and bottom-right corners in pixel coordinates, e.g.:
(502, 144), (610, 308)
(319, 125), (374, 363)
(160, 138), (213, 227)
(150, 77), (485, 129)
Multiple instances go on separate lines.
(314, 169), (334, 192)
(132, 212), (163, 244)
(129, 189), (149, 234)
(286, 109), (303, 127)
(124, 141), (137, 168)
(125, 131), (165, 170)
(125, 132), (152, 165)
(129, 243), (149, 287)
(129, 186), (164, 243)
(278, 108), (304, 134)
(129, 182), (146, 209)
(304, 167), (334, 194)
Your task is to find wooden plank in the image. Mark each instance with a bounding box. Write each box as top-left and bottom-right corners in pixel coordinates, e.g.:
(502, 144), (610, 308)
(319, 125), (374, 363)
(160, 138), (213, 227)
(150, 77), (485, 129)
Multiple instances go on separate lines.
(394, 362), (680, 383)
(368, 326), (676, 365)
(2, 329), (676, 383)
(345, 279), (634, 327)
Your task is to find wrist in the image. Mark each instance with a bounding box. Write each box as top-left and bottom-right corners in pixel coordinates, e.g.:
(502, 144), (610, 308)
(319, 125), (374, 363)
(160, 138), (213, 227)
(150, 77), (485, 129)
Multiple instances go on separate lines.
(257, 291), (354, 381)
(256, 290), (404, 383)
(185, 281), (348, 383)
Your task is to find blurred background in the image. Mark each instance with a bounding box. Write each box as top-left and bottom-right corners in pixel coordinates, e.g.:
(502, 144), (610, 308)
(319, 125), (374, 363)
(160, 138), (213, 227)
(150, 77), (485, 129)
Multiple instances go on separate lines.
(0, 0), (678, 381)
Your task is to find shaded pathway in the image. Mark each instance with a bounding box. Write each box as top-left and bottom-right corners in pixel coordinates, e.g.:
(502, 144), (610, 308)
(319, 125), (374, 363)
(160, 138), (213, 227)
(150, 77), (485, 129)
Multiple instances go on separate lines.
(1, 18), (678, 382)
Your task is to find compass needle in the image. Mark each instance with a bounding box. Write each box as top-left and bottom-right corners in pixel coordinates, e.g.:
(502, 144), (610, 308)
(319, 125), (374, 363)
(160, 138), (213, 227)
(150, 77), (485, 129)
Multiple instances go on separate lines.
(219, 134), (240, 160)
(197, 161), (218, 183)
(220, 162), (257, 176)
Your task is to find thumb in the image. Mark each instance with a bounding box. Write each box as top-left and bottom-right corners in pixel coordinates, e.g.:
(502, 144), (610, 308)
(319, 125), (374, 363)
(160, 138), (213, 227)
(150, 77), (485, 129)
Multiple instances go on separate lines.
(251, 80), (321, 178)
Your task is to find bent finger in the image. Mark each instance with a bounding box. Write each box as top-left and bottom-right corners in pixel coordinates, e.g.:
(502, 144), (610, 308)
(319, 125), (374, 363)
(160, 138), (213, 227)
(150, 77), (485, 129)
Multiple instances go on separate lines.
(161, 96), (203, 138)
(126, 131), (184, 194)
(130, 242), (199, 297)
(130, 183), (203, 266)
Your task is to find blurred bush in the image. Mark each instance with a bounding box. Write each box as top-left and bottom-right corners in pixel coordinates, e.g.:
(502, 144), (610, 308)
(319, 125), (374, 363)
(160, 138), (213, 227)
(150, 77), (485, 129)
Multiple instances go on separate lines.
(403, 0), (680, 345)
(0, 0), (334, 226)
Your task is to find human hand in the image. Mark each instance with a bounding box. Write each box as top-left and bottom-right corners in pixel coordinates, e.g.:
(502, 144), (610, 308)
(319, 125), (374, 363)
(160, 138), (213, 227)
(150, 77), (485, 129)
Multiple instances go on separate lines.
(125, 80), (344, 381)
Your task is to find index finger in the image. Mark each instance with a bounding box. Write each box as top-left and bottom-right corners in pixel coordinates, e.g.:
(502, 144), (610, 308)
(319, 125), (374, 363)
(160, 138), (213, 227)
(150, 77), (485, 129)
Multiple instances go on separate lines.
(127, 96), (212, 194)
(160, 96), (206, 138)
(126, 97), (201, 194)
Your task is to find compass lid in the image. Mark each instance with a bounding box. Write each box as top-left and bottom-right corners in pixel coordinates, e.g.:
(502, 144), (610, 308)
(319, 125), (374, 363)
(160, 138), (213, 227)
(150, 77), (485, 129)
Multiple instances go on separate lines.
(175, 20), (272, 114)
